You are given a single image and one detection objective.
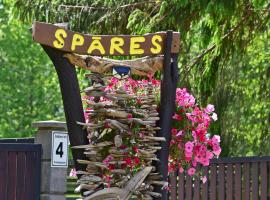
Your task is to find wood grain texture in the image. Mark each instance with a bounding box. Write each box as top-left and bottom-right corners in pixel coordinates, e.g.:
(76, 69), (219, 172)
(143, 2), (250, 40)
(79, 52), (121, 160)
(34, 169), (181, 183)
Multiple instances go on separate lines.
(7, 152), (17, 200)
(178, 172), (185, 200)
(33, 22), (180, 56)
(64, 53), (164, 76)
(16, 152), (26, 200)
(218, 164), (225, 200)
(170, 171), (177, 200)
(42, 46), (89, 174)
(243, 162), (250, 200)
(251, 162), (259, 200)
(0, 152), (8, 200)
(234, 163), (242, 200)
(155, 31), (179, 200)
(209, 164), (217, 200)
(226, 163), (233, 200)
(260, 161), (268, 200)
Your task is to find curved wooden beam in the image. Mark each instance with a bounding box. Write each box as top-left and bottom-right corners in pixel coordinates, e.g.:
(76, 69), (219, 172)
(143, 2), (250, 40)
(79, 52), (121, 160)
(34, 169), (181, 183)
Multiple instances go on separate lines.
(64, 53), (164, 76)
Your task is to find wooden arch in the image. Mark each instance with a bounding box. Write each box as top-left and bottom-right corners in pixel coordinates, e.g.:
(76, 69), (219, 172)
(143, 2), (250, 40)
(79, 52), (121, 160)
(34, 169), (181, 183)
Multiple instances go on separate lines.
(32, 21), (180, 200)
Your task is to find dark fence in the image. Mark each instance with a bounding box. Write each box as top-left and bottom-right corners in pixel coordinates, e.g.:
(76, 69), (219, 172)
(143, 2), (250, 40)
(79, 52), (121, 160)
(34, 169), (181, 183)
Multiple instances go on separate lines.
(0, 138), (41, 200)
(169, 156), (270, 200)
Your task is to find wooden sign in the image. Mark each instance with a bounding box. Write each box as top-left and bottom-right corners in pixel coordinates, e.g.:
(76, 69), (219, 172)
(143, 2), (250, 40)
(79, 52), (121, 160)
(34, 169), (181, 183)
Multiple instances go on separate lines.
(32, 22), (180, 56)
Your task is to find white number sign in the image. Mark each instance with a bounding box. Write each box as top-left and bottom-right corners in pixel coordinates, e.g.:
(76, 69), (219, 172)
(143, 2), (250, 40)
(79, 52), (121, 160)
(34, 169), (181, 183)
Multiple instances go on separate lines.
(51, 131), (68, 167)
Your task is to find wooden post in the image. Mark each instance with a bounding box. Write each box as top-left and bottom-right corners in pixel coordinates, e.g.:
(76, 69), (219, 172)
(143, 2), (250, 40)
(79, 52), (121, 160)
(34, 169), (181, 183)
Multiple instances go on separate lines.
(155, 31), (179, 200)
(41, 46), (89, 173)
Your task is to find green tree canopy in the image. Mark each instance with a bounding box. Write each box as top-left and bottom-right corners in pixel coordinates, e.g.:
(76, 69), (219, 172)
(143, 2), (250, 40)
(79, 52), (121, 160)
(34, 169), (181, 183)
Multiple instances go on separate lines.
(0, 0), (269, 156)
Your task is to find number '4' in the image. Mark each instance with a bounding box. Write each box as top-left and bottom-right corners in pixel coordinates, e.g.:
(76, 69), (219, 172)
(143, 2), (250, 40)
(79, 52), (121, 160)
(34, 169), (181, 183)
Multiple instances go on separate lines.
(56, 142), (64, 158)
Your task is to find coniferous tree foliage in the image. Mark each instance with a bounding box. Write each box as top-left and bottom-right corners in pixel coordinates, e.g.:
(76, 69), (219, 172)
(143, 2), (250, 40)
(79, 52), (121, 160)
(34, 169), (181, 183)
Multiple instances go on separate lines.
(0, 0), (269, 156)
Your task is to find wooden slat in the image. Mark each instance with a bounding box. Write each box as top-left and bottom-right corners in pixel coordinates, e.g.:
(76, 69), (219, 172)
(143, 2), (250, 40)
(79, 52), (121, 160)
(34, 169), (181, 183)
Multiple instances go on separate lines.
(209, 164), (217, 200)
(251, 162), (259, 200)
(260, 161), (267, 200)
(243, 162), (250, 200)
(185, 174), (192, 200)
(218, 164), (225, 200)
(25, 151), (36, 200)
(7, 152), (17, 200)
(226, 163), (233, 200)
(170, 171), (177, 200)
(201, 167), (208, 200)
(16, 152), (26, 200)
(193, 169), (200, 200)
(33, 22), (180, 56)
(178, 172), (185, 200)
(234, 163), (242, 200)
(0, 152), (8, 200)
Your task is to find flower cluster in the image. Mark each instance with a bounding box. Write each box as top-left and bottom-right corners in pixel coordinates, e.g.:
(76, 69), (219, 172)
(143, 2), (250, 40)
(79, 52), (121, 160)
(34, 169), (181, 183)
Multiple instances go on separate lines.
(169, 88), (221, 182)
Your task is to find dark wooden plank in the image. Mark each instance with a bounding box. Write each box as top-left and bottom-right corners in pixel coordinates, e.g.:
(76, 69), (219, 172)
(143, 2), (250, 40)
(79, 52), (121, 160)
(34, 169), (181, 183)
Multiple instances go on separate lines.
(170, 171), (177, 200)
(16, 152), (26, 200)
(201, 167), (208, 200)
(234, 163), (242, 200)
(155, 31), (178, 200)
(218, 164), (225, 200)
(34, 149), (42, 200)
(251, 162), (259, 200)
(260, 161), (267, 200)
(185, 174), (193, 200)
(226, 163), (233, 200)
(209, 164), (217, 200)
(243, 162), (250, 200)
(33, 22), (180, 56)
(194, 168), (201, 200)
(178, 172), (185, 200)
(25, 151), (35, 200)
(0, 151), (8, 200)
(7, 152), (17, 200)
(42, 46), (89, 174)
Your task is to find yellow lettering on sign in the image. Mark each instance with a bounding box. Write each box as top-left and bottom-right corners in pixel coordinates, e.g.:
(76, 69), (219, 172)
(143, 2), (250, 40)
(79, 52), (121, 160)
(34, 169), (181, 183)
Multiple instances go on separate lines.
(53, 29), (67, 49)
(87, 36), (105, 55)
(130, 37), (145, 55)
(150, 35), (162, 54)
(110, 37), (124, 55)
(71, 34), (84, 51)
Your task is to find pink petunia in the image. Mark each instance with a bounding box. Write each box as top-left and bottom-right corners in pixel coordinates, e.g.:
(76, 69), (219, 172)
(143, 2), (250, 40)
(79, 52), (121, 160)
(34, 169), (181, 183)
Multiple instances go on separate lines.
(201, 176), (207, 184)
(185, 141), (194, 153)
(212, 145), (221, 156)
(171, 128), (178, 135)
(204, 104), (215, 113)
(187, 167), (196, 176)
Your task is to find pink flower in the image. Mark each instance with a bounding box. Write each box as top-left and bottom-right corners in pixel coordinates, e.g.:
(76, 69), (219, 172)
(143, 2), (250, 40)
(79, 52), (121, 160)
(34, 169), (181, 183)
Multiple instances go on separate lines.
(187, 167), (196, 176)
(69, 168), (77, 177)
(185, 141), (194, 153)
(179, 167), (184, 173)
(172, 114), (182, 121)
(206, 151), (214, 159)
(212, 135), (221, 144)
(201, 176), (207, 183)
(176, 130), (184, 137)
(212, 145), (221, 156)
(171, 128), (178, 135)
(127, 114), (133, 119)
(204, 104), (215, 113)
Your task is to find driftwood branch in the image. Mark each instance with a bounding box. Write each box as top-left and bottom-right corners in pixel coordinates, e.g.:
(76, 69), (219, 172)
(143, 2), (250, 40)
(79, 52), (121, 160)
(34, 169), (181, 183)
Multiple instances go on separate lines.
(84, 167), (153, 200)
(64, 53), (164, 76)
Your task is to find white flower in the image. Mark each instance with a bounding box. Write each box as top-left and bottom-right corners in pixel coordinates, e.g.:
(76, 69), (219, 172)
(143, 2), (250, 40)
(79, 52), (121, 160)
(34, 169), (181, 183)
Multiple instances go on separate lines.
(212, 113), (218, 121)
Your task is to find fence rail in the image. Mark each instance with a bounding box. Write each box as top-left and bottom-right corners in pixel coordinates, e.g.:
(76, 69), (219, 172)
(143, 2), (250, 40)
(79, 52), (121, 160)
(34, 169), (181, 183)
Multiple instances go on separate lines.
(169, 156), (270, 200)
